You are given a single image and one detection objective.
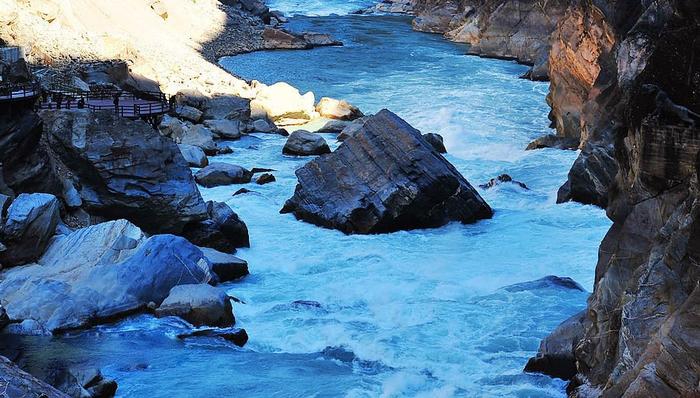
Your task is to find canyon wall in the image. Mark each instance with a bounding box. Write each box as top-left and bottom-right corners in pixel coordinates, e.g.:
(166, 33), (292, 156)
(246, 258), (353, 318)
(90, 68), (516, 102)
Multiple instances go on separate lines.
(411, 0), (700, 396)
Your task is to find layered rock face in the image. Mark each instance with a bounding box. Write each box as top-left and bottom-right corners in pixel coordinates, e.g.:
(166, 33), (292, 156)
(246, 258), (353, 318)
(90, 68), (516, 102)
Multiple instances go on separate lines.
(43, 110), (208, 234)
(529, 2), (700, 396)
(409, 0), (568, 80)
(281, 110), (492, 233)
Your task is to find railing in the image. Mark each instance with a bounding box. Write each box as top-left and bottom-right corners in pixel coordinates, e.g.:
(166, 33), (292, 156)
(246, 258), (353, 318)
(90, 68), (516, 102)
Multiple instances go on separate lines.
(40, 82), (170, 117)
(0, 81), (41, 101)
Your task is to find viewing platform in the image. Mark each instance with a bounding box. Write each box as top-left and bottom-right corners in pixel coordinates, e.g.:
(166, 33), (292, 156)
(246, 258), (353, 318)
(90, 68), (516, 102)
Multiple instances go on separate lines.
(40, 84), (171, 118)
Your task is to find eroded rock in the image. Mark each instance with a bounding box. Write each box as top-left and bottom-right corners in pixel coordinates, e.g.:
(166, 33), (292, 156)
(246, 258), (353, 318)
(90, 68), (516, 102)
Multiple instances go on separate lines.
(281, 110), (492, 233)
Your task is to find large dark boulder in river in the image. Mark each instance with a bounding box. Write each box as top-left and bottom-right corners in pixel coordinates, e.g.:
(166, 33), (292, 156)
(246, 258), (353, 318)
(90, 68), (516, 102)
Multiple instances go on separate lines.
(43, 110), (207, 234)
(282, 130), (331, 156)
(183, 200), (250, 251)
(194, 163), (253, 187)
(0, 193), (60, 267)
(0, 219), (215, 332)
(281, 109), (493, 233)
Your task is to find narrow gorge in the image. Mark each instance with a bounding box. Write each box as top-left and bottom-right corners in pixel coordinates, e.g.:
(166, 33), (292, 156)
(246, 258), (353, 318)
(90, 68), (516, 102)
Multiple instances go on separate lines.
(0, 0), (697, 397)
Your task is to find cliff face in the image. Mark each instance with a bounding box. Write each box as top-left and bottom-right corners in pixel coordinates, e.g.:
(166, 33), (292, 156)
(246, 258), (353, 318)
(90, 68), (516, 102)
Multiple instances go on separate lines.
(531, 1), (700, 396)
(407, 0), (568, 80)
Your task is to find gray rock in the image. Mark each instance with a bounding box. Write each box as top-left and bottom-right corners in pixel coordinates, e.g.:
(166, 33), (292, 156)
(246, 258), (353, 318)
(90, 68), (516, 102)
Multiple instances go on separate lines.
(174, 105), (203, 123)
(557, 144), (618, 208)
(315, 97), (363, 120)
(45, 111), (207, 235)
(183, 201), (250, 251)
(5, 319), (51, 336)
(194, 163), (253, 187)
(61, 179), (83, 208)
(0, 193), (60, 267)
(250, 118), (276, 133)
(201, 96), (251, 121)
(526, 134), (580, 150)
(200, 247), (249, 282)
(204, 119), (243, 140)
(479, 174), (529, 190)
(336, 117), (368, 141)
(177, 327), (248, 347)
(178, 144), (209, 168)
(0, 356), (68, 398)
(176, 125), (218, 155)
(422, 133), (446, 153)
(155, 284), (234, 327)
(525, 310), (588, 380)
(281, 110), (493, 233)
(158, 115), (187, 138)
(0, 219), (214, 332)
(256, 173), (275, 185)
(282, 130), (331, 156)
(316, 119), (351, 133)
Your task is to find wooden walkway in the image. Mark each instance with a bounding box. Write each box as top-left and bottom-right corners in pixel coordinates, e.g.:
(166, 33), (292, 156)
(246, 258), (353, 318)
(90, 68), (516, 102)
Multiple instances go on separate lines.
(0, 81), (41, 102)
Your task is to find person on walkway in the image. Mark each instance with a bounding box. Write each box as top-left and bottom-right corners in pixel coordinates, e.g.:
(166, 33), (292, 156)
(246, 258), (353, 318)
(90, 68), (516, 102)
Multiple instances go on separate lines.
(113, 92), (121, 113)
(78, 97), (85, 109)
(66, 97), (72, 110)
(169, 95), (176, 111)
(55, 92), (63, 110)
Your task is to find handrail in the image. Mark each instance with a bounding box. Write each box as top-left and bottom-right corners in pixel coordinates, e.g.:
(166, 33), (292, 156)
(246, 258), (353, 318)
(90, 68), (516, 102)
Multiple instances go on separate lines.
(0, 80), (41, 101)
(40, 82), (170, 117)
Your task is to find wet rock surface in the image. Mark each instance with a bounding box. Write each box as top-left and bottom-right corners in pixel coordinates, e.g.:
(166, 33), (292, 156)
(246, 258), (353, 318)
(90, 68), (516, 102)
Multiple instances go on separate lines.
(195, 163), (253, 187)
(155, 284), (234, 328)
(281, 109), (492, 233)
(44, 110), (208, 234)
(0, 219), (214, 333)
(282, 130), (331, 156)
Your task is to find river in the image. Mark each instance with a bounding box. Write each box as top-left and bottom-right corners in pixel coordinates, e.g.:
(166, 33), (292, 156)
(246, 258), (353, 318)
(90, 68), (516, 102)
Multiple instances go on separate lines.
(1, 4), (611, 398)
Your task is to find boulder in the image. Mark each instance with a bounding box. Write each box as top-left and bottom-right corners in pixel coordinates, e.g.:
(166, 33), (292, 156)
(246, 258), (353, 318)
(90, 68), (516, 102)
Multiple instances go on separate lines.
(174, 105), (203, 123)
(200, 247), (249, 282)
(149, 0), (168, 20)
(262, 28), (307, 50)
(282, 130), (331, 156)
(256, 173), (276, 185)
(316, 119), (351, 133)
(249, 118), (276, 133)
(45, 111), (207, 235)
(0, 193), (60, 267)
(250, 82), (316, 122)
(302, 33), (342, 47)
(0, 109), (58, 195)
(422, 133), (446, 153)
(281, 110), (493, 233)
(155, 284), (234, 327)
(336, 117), (368, 141)
(177, 327), (248, 347)
(204, 119), (242, 140)
(479, 174), (529, 190)
(41, 366), (118, 398)
(200, 96), (251, 121)
(158, 115), (187, 138)
(0, 356), (68, 398)
(183, 201), (250, 251)
(557, 144), (618, 208)
(178, 144), (209, 168)
(315, 97), (363, 120)
(0, 219), (215, 332)
(175, 125), (218, 155)
(525, 310), (588, 380)
(194, 163), (253, 187)
(526, 134), (580, 150)
(61, 179), (82, 208)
